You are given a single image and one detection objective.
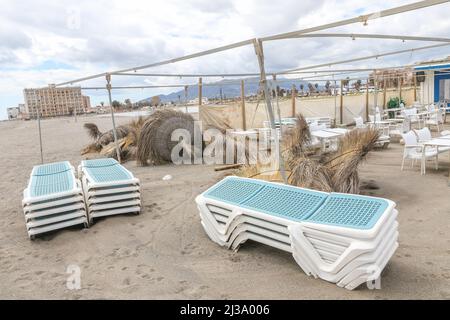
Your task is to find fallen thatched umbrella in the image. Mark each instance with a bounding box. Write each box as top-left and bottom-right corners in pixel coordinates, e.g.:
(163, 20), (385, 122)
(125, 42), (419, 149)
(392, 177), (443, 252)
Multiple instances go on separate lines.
(322, 127), (380, 194)
(82, 116), (148, 161)
(238, 113), (380, 195)
(289, 157), (333, 192)
(137, 109), (198, 166)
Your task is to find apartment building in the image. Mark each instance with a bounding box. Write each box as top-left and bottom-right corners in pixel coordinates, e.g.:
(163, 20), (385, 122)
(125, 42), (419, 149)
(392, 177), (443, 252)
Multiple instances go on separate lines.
(23, 85), (90, 118)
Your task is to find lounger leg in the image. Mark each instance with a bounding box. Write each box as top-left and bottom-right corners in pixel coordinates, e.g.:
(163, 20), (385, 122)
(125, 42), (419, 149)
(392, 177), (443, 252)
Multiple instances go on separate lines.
(435, 154), (439, 170)
(401, 156), (406, 171)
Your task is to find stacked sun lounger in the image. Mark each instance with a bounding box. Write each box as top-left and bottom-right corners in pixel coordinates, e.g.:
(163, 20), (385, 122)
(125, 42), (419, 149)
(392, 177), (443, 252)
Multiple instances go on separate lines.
(78, 158), (141, 224)
(196, 176), (398, 290)
(22, 161), (88, 239)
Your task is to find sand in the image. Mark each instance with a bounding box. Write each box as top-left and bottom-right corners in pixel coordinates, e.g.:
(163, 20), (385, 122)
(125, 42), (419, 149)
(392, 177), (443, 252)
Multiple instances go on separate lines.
(0, 115), (449, 299)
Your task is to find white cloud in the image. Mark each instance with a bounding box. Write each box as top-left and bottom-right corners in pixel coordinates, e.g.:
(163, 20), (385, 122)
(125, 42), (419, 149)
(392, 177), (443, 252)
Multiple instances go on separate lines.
(0, 0), (449, 119)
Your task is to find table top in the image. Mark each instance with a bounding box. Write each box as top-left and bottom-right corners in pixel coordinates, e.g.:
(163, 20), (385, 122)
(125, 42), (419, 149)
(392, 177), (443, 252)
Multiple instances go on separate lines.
(325, 128), (349, 135)
(385, 118), (404, 123)
(423, 138), (450, 147)
(311, 130), (341, 139)
(384, 107), (404, 112)
(368, 121), (391, 125)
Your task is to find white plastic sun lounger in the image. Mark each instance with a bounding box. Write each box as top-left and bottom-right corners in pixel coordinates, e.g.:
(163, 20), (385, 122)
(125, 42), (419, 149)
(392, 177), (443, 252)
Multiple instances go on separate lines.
(196, 176), (399, 290)
(289, 210), (399, 275)
(22, 161), (88, 239)
(78, 158), (141, 223)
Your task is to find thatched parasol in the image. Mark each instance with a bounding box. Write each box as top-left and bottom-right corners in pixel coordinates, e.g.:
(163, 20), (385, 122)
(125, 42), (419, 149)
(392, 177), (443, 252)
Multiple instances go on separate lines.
(136, 110), (198, 166)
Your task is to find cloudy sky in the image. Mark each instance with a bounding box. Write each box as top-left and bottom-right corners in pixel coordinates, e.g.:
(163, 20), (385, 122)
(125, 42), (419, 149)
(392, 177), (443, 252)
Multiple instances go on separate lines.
(1, 0), (450, 119)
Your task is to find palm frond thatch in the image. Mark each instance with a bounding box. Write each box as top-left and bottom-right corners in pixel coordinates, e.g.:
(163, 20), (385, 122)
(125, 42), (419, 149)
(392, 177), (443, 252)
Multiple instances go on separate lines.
(97, 125), (130, 147)
(283, 113), (312, 160)
(84, 123), (102, 140)
(324, 128), (380, 194)
(82, 116), (150, 162)
(289, 157), (333, 192)
(137, 110), (197, 166)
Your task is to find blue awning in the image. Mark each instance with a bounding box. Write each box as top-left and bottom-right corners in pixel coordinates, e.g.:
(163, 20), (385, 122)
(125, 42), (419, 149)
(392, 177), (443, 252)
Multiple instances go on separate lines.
(414, 63), (450, 71)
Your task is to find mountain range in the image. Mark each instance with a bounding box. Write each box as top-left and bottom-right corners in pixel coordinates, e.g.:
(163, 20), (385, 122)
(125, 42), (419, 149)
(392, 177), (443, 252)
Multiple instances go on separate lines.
(139, 78), (316, 103)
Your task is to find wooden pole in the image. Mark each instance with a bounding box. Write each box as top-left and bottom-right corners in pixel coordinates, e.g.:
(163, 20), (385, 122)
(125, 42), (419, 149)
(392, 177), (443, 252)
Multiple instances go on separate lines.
(198, 77), (203, 107)
(340, 80), (344, 124)
(383, 78), (387, 109)
(241, 80), (246, 130)
(184, 86), (188, 113)
(291, 84), (296, 117)
(253, 38), (287, 184)
(413, 73), (417, 102)
(366, 79), (370, 122)
(374, 73), (378, 111)
(398, 76), (402, 101)
(106, 74), (122, 163)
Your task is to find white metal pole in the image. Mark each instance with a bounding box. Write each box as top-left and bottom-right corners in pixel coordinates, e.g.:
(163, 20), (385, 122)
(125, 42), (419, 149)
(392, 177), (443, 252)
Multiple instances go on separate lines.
(37, 99), (44, 164)
(254, 39), (287, 184)
(106, 74), (122, 163)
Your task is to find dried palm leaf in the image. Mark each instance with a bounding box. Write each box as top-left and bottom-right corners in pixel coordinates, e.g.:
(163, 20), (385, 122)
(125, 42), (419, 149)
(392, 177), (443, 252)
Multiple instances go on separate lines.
(289, 157), (333, 192)
(323, 128), (379, 194)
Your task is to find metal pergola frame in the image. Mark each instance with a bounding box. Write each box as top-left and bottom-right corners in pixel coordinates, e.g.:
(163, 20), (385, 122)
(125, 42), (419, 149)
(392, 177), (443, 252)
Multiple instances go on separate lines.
(37, 0), (450, 183)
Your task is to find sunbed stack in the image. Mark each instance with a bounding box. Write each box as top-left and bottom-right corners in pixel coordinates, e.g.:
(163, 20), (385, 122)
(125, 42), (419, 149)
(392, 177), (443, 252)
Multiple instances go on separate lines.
(22, 161), (88, 239)
(78, 159), (141, 224)
(196, 176), (398, 290)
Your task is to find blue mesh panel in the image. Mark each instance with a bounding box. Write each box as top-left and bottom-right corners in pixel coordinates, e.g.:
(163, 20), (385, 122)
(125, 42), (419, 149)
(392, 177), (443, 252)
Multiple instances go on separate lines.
(241, 185), (327, 221)
(82, 158), (118, 168)
(85, 165), (133, 183)
(307, 194), (389, 229)
(33, 162), (71, 176)
(204, 177), (264, 204)
(30, 170), (74, 197)
(204, 177), (327, 222)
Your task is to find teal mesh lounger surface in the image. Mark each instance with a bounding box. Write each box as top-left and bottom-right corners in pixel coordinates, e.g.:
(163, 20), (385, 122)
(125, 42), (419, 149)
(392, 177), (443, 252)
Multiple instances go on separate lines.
(197, 176), (398, 290)
(79, 158), (141, 223)
(23, 161), (88, 239)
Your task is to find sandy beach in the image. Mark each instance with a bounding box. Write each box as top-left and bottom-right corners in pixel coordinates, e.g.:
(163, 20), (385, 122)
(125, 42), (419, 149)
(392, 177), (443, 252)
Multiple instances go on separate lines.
(0, 115), (449, 300)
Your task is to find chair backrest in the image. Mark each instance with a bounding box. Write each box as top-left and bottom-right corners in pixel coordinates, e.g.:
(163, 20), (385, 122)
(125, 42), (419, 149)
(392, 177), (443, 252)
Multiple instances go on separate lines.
(368, 115), (374, 122)
(375, 112), (382, 122)
(309, 121), (326, 132)
(402, 118), (411, 133)
(414, 127), (432, 141)
(401, 131), (418, 147)
(354, 116), (364, 127)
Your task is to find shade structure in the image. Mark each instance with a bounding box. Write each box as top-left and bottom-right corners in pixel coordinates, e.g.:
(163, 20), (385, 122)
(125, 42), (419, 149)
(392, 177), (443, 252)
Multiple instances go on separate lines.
(78, 158), (141, 224)
(196, 176), (399, 290)
(22, 161), (88, 239)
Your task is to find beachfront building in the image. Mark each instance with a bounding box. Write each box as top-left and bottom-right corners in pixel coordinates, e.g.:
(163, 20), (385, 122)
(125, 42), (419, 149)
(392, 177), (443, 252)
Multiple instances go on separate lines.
(414, 59), (450, 107)
(23, 85), (91, 118)
(7, 107), (20, 120)
(82, 95), (91, 110)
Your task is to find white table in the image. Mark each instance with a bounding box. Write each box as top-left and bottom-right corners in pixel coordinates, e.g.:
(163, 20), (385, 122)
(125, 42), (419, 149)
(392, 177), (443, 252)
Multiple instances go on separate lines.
(311, 130), (344, 152)
(421, 138), (450, 175)
(324, 128), (349, 135)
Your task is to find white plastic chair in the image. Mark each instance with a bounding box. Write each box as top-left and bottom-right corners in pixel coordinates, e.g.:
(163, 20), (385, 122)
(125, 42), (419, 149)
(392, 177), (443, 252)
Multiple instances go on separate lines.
(354, 116), (366, 128)
(413, 127), (432, 143)
(400, 131), (438, 173)
(425, 110), (443, 132)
